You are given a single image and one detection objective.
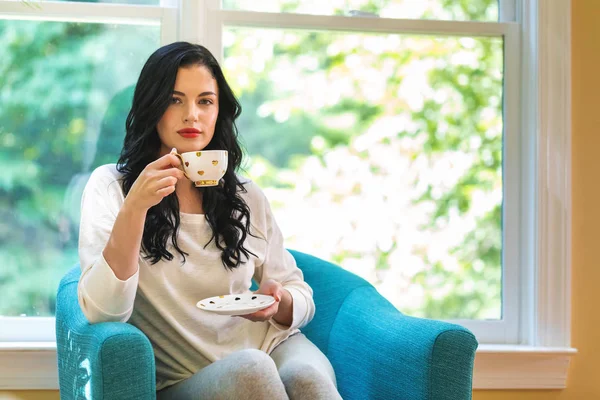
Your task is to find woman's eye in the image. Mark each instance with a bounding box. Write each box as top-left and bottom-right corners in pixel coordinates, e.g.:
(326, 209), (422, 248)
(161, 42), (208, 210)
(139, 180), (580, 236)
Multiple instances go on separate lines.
(170, 97), (182, 104)
(199, 99), (213, 105)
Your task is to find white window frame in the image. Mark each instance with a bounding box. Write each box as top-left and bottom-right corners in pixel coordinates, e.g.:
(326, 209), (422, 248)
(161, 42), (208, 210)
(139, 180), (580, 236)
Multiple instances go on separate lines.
(0, 0), (573, 391)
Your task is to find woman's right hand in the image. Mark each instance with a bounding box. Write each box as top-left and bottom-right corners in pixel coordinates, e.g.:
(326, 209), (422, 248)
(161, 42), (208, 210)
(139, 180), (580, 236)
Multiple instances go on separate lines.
(124, 153), (185, 211)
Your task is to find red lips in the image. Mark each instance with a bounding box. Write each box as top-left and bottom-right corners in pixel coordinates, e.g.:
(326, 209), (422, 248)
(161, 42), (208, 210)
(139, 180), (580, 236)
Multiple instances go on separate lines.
(178, 128), (200, 133)
(178, 128), (201, 138)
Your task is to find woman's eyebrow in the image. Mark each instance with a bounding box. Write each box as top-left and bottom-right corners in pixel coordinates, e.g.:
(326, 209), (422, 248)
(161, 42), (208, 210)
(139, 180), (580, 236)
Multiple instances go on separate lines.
(172, 90), (216, 97)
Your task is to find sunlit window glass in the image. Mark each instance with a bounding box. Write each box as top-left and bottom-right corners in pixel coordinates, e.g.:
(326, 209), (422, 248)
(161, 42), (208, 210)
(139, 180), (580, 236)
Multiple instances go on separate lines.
(224, 27), (503, 320)
(0, 20), (160, 316)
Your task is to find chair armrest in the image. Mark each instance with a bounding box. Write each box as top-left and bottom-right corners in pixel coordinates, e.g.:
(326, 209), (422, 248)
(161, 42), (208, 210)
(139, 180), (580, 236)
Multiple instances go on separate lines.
(56, 267), (156, 400)
(329, 286), (478, 400)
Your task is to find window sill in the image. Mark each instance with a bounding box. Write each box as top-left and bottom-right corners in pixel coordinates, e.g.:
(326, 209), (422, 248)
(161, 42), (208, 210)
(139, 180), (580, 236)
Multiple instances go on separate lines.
(473, 345), (577, 389)
(0, 342), (577, 390)
(0, 342), (58, 390)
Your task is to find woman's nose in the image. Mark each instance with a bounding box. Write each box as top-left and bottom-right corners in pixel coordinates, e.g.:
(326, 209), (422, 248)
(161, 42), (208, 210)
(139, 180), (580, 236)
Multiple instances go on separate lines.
(183, 104), (199, 122)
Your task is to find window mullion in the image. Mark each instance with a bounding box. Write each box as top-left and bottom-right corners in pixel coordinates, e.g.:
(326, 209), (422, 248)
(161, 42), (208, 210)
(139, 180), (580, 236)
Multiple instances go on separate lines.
(200, 0), (223, 61)
(502, 22), (524, 345)
(0, 1), (165, 24)
(161, 6), (178, 45)
(213, 10), (513, 37)
(499, 0), (518, 22)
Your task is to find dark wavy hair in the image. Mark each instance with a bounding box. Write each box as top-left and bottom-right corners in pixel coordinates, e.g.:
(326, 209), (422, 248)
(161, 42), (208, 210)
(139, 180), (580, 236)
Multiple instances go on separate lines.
(117, 42), (256, 270)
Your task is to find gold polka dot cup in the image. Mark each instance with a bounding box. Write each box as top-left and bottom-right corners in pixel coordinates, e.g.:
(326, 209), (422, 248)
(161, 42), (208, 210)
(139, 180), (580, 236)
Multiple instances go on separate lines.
(171, 149), (228, 187)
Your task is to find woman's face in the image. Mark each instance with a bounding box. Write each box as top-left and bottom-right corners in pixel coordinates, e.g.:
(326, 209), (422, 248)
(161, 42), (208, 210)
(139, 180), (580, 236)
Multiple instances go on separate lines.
(157, 65), (219, 155)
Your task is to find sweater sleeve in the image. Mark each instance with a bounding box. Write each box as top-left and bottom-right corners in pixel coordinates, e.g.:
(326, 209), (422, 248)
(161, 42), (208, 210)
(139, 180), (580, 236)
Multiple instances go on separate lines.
(77, 165), (140, 324)
(250, 185), (316, 331)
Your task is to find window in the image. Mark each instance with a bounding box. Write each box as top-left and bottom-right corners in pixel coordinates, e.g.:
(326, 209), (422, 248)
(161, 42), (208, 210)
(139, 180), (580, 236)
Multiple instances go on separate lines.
(204, 0), (520, 343)
(0, 0), (528, 341)
(0, 0), (573, 390)
(0, 0), (176, 341)
(1, 20), (159, 318)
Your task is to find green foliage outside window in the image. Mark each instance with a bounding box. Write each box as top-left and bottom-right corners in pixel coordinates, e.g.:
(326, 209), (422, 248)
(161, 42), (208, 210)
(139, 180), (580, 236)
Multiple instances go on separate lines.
(0, 0), (502, 320)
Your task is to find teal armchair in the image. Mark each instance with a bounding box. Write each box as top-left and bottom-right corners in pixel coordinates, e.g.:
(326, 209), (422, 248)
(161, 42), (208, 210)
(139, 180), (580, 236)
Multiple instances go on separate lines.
(56, 250), (477, 399)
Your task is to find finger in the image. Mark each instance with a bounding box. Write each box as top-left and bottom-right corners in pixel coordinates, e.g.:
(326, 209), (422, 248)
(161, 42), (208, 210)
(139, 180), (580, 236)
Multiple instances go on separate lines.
(155, 167), (185, 180)
(238, 312), (262, 321)
(239, 312), (265, 322)
(262, 286), (283, 302)
(155, 176), (178, 189)
(156, 185), (176, 197)
(239, 303), (278, 321)
(256, 290), (280, 303)
(255, 303), (278, 318)
(150, 153), (181, 169)
(257, 279), (280, 294)
(268, 285), (283, 302)
(257, 288), (280, 302)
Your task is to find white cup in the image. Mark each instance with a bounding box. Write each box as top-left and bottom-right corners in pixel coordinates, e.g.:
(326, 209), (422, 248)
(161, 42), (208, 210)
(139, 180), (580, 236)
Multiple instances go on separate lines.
(172, 148), (228, 187)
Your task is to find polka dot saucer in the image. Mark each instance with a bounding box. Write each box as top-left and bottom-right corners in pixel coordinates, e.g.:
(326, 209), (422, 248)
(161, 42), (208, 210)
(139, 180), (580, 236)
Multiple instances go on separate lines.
(196, 293), (276, 316)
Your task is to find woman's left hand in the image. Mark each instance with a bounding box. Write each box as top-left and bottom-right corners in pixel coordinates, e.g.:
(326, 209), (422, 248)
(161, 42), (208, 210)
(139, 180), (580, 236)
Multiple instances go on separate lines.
(239, 279), (283, 322)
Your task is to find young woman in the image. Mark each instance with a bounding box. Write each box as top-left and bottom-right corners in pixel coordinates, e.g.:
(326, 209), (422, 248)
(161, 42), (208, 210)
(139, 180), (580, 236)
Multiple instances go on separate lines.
(78, 42), (341, 399)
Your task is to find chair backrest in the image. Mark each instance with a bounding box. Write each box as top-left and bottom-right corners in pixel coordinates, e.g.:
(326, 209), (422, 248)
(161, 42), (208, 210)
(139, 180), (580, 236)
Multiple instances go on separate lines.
(287, 250), (372, 356)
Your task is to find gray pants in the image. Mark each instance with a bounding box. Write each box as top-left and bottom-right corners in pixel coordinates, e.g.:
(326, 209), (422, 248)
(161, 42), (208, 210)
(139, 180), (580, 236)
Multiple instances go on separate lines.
(156, 333), (342, 400)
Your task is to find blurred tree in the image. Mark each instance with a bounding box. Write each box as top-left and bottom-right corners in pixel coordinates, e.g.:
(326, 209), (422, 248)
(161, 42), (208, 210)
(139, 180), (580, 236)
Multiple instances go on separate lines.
(225, 0), (502, 319)
(0, 19), (158, 316)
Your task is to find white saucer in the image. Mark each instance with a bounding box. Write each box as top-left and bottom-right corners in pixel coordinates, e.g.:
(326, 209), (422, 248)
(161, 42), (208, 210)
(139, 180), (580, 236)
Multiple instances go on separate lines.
(196, 293), (276, 316)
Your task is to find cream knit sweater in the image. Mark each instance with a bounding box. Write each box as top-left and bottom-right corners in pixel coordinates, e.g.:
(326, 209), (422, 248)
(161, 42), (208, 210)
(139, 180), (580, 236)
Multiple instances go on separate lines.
(77, 164), (315, 390)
